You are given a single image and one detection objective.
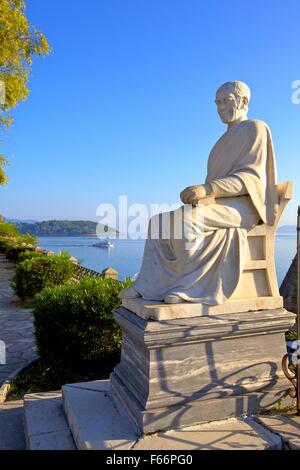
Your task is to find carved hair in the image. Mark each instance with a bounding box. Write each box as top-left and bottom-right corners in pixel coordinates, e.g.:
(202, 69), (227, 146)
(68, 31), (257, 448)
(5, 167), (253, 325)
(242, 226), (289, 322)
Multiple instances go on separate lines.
(217, 81), (251, 109)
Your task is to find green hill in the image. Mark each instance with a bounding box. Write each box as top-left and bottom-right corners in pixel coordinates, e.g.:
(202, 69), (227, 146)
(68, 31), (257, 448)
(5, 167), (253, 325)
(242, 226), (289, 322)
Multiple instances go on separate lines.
(18, 220), (117, 237)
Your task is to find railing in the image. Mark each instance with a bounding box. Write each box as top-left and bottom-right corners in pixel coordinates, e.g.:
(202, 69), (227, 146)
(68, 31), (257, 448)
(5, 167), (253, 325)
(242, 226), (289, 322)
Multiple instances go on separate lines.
(282, 206), (300, 415)
(75, 265), (103, 279)
(74, 264), (118, 280)
(35, 247), (119, 281)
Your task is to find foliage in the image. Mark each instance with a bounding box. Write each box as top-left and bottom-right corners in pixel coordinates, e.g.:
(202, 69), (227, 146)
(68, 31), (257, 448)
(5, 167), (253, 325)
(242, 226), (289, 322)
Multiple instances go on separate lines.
(5, 242), (35, 262)
(32, 276), (132, 370)
(17, 220), (118, 236)
(0, 220), (19, 238)
(0, 0), (50, 126)
(286, 330), (299, 341)
(8, 355), (121, 400)
(17, 250), (44, 263)
(0, 156), (8, 185)
(0, 0), (50, 183)
(0, 237), (11, 253)
(0, 222), (36, 260)
(13, 253), (76, 300)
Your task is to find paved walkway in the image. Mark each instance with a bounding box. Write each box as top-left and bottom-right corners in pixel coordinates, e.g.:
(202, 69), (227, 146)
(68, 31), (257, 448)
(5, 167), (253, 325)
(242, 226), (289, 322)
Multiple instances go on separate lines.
(0, 253), (37, 399)
(0, 401), (26, 449)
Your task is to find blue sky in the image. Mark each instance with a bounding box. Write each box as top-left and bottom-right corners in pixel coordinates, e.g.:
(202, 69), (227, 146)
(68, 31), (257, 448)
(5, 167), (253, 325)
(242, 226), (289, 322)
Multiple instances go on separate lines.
(1, 0), (300, 225)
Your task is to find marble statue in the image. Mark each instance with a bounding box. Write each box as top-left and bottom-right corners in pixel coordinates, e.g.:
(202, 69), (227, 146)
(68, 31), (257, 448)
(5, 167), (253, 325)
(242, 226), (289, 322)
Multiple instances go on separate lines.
(119, 81), (278, 305)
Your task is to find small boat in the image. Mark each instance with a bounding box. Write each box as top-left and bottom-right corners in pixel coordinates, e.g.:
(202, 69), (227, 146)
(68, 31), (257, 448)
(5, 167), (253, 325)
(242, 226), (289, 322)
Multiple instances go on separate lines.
(93, 237), (114, 248)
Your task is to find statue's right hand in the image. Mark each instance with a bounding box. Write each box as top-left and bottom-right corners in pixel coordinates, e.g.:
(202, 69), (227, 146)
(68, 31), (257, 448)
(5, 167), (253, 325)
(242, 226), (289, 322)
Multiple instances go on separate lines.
(180, 188), (191, 204)
(180, 185), (207, 204)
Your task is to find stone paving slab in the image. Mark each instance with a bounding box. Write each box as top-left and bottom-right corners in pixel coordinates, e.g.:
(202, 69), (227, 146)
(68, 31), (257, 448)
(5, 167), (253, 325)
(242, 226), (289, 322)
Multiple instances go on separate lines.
(0, 401), (26, 450)
(24, 392), (76, 450)
(255, 414), (300, 450)
(0, 253), (37, 402)
(62, 382), (139, 450)
(131, 417), (283, 450)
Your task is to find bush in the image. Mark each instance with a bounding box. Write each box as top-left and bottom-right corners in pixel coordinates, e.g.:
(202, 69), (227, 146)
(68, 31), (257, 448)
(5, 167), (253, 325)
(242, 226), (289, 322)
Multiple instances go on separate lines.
(0, 236), (12, 253)
(32, 276), (132, 370)
(0, 227), (37, 260)
(13, 253), (76, 300)
(5, 243), (35, 262)
(0, 222), (19, 238)
(17, 250), (44, 264)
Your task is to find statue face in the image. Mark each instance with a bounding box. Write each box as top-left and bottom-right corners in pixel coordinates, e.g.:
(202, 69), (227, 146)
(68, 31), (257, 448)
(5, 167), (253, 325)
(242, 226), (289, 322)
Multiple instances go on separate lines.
(215, 88), (248, 124)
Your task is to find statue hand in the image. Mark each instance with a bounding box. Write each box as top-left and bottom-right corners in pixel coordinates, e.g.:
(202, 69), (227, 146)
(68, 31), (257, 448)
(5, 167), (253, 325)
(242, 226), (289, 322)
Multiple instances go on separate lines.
(180, 185), (209, 205)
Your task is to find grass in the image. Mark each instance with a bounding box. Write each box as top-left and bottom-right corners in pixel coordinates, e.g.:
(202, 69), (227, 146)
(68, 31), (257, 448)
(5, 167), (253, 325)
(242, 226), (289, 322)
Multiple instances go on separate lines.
(7, 354), (120, 401)
(260, 401), (298, 416)
(286, 330), (299, 341)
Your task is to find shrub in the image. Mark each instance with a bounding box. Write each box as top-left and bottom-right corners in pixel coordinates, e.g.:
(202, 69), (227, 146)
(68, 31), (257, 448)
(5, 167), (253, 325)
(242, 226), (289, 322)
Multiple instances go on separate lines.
(0, 236), (12, 253)
(0, 222), (19, 238)
(17, 250), (44, 264)
(13, 253), (76, 300)
(5, 243), (35, 262)
(32, 276), (132, 370)
(0, 228), (37, 261)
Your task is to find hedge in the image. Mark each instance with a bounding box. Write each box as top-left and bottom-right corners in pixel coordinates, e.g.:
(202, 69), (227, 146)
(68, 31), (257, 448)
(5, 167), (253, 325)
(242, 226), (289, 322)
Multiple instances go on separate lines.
(0, 222), (19, 239)
(32, 276), (132, 369)
(5, 243), (35, 262)
(0, 221), (37, 260)
(17, 250), (45, 263)
(13, 253), (76, 300)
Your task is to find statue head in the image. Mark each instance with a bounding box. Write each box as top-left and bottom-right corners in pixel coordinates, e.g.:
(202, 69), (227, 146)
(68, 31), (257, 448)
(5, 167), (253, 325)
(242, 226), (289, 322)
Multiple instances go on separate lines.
(215, 81), (251, 125)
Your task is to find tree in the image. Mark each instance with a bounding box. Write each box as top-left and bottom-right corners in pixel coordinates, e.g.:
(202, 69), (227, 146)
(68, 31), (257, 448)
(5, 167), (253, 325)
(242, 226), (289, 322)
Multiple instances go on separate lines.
(0, 156), (7, 185)
(0, 0), (50, 184)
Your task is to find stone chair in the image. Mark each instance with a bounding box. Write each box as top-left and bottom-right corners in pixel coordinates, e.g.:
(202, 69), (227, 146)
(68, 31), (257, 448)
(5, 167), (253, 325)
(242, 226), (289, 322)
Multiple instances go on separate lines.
(231, 181), (293, 303)
(121, 181), (294, 320)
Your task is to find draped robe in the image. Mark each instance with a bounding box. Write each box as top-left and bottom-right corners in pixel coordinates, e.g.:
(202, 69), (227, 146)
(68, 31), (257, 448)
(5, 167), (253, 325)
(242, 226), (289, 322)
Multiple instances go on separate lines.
(133, 119), (278, 305)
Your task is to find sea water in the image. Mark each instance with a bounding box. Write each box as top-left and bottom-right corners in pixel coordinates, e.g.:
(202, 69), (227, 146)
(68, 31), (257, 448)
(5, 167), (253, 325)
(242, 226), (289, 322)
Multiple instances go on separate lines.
(38, 233), (296, 285)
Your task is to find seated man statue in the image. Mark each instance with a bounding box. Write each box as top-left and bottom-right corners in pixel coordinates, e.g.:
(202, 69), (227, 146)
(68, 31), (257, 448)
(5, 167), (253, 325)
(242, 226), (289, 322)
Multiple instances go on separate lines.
(120, 80), (278, 305)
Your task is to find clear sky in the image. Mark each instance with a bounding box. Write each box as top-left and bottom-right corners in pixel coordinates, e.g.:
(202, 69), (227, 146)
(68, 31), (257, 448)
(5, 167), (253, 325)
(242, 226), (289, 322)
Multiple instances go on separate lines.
(1, 0), (300, 225)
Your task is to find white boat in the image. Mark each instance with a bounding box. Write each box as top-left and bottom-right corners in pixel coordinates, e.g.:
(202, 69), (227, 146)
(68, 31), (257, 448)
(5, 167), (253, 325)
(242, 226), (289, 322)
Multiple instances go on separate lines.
(93, 237), (114, 248)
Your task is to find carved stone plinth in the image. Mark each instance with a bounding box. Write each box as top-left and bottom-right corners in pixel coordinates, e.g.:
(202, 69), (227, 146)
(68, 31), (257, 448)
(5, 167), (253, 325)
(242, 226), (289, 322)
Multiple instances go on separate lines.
(110, 307), (295, 435)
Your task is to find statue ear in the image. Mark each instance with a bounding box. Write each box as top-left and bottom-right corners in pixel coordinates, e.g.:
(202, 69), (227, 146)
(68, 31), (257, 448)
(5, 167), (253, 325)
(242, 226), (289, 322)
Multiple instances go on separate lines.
(242, 96), (249, 109)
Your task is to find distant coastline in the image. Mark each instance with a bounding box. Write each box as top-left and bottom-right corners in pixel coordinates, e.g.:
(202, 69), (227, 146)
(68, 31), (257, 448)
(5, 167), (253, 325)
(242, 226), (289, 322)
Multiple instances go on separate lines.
(9, 220), (118, 237)
(6, 217), (296, 237)
(277, 225), (296, 234)
(37, 234), (116, 237)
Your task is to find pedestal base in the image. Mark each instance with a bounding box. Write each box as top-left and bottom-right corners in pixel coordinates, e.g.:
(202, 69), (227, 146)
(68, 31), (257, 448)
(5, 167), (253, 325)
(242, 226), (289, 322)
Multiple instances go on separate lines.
(110, 307), (295, 434)
(60, 381), (282, 450)
(121, 296), (284, 321)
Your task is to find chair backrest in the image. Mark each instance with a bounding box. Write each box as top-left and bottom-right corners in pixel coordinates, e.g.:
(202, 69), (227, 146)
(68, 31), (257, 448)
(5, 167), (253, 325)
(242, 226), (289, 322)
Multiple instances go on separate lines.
(277, 181), (293, 201)
(274, 181), (293, 227)
(238, 181), (293, 300)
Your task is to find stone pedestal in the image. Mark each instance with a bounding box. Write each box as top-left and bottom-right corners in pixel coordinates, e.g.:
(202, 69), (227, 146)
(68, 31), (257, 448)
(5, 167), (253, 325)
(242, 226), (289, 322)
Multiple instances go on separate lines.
(110, 307), (295, 434)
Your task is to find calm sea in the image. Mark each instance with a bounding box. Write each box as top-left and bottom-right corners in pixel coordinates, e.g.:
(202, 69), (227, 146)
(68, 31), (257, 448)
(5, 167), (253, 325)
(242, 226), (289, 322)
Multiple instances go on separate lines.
(38, 233), (296, 285)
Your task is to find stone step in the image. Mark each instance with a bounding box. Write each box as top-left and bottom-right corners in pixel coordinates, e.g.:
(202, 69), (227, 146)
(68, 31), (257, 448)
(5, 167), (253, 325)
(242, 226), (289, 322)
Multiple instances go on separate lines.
(0, 401), (26, 450)
(24, 392), (76, 450)
(23, 380), (300, 451)
(61, 379), (283, 450)
(255, 414), (300, 450)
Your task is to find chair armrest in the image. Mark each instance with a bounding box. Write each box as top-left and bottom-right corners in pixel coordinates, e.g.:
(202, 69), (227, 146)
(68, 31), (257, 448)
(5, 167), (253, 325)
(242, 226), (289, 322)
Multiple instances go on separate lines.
(277, 181), (293, 201)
